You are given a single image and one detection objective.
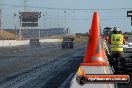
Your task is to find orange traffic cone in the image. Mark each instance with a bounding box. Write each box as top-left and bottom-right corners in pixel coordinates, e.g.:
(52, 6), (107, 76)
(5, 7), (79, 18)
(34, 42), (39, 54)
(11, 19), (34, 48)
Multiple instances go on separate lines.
(81, 12), (108, 66)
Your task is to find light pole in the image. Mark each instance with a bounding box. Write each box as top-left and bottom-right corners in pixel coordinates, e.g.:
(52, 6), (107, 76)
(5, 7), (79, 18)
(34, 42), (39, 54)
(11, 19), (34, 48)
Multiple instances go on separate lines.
(19, 16), (22, 40)
(42, 13), (45, 37)
(0, 9), (3, 39)
(57, 12), (60, 28)
(43, 11), (47, 36)
(23, 0), (29, 12)
(64, 11), (67, 34)
(0, 9), (1, 29)
(63, 11), (75, 34)
(14, 13), (17, 39)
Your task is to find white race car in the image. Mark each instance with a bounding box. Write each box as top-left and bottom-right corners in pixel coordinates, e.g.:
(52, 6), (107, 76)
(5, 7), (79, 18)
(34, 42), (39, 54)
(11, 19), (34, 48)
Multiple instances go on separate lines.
(127, 42), (132, 47)
(124, 42), (132, 48)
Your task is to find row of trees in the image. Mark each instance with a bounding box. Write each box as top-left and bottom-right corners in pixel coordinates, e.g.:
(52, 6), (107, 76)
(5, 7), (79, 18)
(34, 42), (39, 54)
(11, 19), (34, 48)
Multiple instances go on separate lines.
(75, 27), (131, 38)
(123, 32), (132, 35)
(103, 27), (132, 35)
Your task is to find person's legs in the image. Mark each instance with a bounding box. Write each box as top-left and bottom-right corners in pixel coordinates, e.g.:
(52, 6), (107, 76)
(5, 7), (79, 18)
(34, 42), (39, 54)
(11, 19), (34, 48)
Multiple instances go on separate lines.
(114, 54), (119, 74)
(119, 52), (127, 74)
(111, 52), (119, 74)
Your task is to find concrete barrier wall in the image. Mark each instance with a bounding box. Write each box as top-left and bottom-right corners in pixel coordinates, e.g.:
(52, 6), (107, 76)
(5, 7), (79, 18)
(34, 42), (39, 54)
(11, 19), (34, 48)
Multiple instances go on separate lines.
(40, 39), (62, 43)
(0, 39), (62, 47)
(0, 40), (29, 47)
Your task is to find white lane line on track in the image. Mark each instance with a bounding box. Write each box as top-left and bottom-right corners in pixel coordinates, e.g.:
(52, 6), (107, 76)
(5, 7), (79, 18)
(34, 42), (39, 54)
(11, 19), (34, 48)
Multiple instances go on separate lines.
(26, 49), (31, 50)
(6, 52), (11, 54)
(42, 46), (46, 48)
(49, 46), (54, 47)
(59, 73), (75, 88)
(19, 50), (24, 51)
(13, 51), (17, 53)
(0, 53), (3, 54)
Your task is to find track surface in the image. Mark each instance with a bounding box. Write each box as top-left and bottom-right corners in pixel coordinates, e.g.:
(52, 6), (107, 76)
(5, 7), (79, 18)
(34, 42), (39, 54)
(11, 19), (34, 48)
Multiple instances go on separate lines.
(0, 43), (86, 88)
(0, 42), (131, 88)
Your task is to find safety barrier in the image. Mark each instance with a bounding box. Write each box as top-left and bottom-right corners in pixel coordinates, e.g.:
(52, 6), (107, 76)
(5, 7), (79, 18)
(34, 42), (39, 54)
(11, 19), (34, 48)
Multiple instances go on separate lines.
(0, 39), (62, 47)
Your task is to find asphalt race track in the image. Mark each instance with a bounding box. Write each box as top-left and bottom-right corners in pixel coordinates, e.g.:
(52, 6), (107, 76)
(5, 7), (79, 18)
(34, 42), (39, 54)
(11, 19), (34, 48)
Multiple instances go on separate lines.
(0, 43), (86, 88)
(0, 42), (131, 88)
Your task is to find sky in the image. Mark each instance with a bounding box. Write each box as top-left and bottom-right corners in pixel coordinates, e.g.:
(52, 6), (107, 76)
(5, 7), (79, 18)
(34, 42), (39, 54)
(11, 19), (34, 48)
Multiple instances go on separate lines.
(1, 0), (132, 33)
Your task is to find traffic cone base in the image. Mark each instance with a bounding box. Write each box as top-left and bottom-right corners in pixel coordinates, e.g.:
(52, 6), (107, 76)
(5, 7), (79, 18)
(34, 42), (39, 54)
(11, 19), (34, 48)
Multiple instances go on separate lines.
(80, 62), (109, 66)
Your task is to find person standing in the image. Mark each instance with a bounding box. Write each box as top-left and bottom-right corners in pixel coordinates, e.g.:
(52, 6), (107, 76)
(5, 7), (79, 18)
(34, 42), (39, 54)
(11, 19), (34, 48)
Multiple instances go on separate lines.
(108, 27), (127, 74)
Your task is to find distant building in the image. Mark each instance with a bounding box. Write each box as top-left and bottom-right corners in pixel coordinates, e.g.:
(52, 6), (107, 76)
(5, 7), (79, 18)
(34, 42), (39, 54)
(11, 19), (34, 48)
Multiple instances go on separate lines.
(103, 27), (112, 35)
(4, 28), (66, 39)
(0, 29), (20, 40)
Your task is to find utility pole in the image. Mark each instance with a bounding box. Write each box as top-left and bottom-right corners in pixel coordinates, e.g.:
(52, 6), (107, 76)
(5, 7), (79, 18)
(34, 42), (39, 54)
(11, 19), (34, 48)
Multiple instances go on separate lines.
(19, 0), (28, 40)
(24, 0), (28, 12)
(0, 9), (1, 29)
(57, 13), (60, 28)
(0, 6), (3, 39)
(43, 12), (48, 36)
(14, 13), (17, 39)
(0, 0), (2, 29)
(41, 13), (45, 38)
(64, 11), (67, 32)
(0, 0), (5, 40)
(19, 18), (22, 40)
(0, 0), (2, 30)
